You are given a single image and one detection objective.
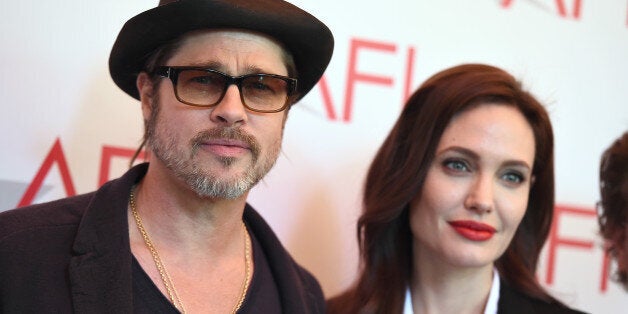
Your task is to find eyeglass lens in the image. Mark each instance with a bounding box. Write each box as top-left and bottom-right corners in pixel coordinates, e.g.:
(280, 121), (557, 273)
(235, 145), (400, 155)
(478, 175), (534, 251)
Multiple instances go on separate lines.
(176, 69), (290, 111)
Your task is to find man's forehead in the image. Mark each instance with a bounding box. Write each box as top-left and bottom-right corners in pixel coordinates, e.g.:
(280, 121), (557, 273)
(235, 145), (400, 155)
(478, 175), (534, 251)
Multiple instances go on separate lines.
(167, 30), (290, 74)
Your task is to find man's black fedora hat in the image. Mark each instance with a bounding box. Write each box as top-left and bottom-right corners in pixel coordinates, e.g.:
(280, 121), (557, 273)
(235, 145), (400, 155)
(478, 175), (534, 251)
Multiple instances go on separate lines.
(109, 0), (334, 102)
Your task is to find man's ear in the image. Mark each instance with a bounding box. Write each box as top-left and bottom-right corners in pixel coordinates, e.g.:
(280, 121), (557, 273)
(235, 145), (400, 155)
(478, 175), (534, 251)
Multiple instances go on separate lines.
(136, 72), (154, 121)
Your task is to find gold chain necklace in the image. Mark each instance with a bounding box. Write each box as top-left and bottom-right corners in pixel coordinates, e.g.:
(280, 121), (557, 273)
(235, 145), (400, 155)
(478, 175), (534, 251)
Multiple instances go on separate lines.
(129, 186), (252, 314)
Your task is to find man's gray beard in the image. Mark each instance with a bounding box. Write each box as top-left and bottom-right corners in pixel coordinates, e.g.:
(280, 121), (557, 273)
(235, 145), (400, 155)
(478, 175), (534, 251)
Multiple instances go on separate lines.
(146, 110), (280, 199)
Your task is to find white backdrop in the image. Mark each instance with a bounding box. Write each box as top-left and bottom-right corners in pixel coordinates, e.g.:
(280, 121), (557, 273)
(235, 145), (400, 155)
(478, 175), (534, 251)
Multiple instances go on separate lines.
(1, 1), (627, 313)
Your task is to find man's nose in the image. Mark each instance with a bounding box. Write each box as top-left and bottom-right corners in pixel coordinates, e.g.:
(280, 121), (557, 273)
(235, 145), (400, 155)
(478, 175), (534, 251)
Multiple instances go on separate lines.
(209, 84), (247, 126)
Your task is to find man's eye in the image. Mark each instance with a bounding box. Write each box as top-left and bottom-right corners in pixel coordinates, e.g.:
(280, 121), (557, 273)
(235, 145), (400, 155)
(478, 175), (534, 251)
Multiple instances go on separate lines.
(190, 76), (214, 85)
(250, 82), (271, 91)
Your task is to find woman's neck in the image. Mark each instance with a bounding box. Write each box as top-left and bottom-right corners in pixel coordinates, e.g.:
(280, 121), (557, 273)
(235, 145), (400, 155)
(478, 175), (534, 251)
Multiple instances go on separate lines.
(410, 255), (494, 314)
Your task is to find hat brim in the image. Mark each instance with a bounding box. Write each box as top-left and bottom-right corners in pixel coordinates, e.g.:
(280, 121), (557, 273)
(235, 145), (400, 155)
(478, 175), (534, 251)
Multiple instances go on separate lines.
(109, 0), (334, 102)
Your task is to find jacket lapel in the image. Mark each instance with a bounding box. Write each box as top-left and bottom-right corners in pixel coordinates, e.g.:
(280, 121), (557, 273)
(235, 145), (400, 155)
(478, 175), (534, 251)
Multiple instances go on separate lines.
(68, 164), (146, 313)
(243, 204), (324, 314)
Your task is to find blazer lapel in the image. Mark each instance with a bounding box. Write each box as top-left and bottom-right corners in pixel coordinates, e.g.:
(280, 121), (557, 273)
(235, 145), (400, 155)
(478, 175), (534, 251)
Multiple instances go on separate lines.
(243, 204), (324, 314)
(68, 165), (146, 313)
(497, 280), (536, 314)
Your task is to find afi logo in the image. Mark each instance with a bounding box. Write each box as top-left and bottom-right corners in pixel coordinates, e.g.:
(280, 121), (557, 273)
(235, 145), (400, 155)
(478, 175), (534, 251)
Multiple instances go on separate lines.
(501, 0), (582, 19)
(17, 138), (144, 207)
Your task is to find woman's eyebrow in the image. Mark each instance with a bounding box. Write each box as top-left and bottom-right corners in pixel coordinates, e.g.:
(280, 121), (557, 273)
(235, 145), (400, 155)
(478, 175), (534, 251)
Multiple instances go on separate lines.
(438, 146), (532, 170)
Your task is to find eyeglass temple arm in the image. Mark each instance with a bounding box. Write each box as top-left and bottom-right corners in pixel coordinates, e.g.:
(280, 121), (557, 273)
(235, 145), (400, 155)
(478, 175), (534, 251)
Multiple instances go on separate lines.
(153, 66), (171, 78)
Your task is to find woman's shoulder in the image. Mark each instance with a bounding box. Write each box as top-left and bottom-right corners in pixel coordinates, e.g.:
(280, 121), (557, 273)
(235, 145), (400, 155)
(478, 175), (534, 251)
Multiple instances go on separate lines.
(497, 281), (589, 314)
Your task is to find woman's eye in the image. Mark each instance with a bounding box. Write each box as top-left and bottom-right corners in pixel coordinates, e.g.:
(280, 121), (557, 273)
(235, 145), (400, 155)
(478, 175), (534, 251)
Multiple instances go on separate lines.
(443, 159), (469, 172)
(502, 172), (524, 184)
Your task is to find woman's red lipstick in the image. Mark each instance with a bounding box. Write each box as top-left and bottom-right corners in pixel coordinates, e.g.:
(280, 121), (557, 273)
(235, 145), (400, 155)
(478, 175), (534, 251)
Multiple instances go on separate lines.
(448, 220), (496, 241)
